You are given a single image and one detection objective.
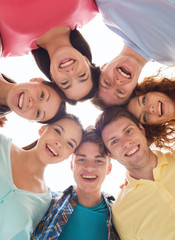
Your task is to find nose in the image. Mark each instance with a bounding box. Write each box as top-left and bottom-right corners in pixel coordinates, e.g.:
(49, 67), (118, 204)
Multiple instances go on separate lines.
(122, 138), (132, 149)
(144, 104), (154, 114)
(55, 141), (63, 150)
(65, 64), (75, 73)
(114, 77), (130, 86)
(84, 161), (95, 172)
(27, 97), (34, 109)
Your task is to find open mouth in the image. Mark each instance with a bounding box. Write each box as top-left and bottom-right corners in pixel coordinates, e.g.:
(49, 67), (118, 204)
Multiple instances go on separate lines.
(17, 92), (24, 109)
(117, 67), (131, 79)
(158, 101), (163, 117)
(125, 145), (140, 157)
(59, 59), (75, 69)
(81, 174), (98, 182)
(46, 144), (59, 157)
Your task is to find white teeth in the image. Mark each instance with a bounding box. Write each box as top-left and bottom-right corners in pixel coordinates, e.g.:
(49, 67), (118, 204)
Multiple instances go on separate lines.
(60, 59), (74, 68)
(118, 67), (131, 79)
(82, 175), (97, 179)
(126, 146), (139, 156)
(18, 93), (24, 109)
(46, 144), (58, 156)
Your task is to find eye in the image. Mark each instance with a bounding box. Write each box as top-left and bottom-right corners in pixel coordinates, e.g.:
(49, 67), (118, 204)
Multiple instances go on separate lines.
(40, 91), (44, 100)
(126, 128), (132, 135)
(79, 73), (86, 78)
(104, 80), (111, 87)
(36, 109), (40, 119)
(67, 141), (73, 149)
(77, 158), (85, 162)
(95, 159), (104, 164)
(54, 128), (61, 135)
(111, 139), (118, 145)
(117, 89), (124, 94)
(142, 96), (146, 105)
(143, 114), (147, 123)
(61, 81), (69, 86)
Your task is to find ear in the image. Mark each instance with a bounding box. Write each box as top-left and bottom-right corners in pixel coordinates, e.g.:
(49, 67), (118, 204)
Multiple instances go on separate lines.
(106, 162), (112, 175)
(100, 63), (107, 70)
(107, 152), (113, 158)
(138, 123), (146, 136)
(30, 77), (45, 83)
(38, 125), (46, 136)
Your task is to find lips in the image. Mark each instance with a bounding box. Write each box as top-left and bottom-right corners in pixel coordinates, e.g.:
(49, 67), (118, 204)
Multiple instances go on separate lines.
(81, 174), (98, 182)
(125, 145), (140, 157)
(59, 58), (75, 69)
(17, 92), (24, 109)
(158, 101), (163, 117)
(117, 67), (131, 79)
(46, 144), (59, 157)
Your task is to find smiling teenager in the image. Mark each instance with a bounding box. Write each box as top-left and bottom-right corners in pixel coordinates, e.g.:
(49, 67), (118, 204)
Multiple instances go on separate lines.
(91, 0), (175, 108)
(0, 113), (83, 240)
(126, 71), (175, 150)
(0, 74), (66, 125)
(95, 106), (175, 240)
(31, 127), (120, 240)
(0, 0), (100, 102)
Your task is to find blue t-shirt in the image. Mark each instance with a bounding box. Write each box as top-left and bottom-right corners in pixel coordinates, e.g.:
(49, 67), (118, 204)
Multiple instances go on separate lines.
(59, 198), (108, 240)
(0, 134), (51, 240)
(96, 0), (175, 65)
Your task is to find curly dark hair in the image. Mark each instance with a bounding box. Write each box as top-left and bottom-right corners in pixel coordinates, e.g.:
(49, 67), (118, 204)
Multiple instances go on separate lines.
(127, 69), (175, 150)
(32, 29), (100, 103)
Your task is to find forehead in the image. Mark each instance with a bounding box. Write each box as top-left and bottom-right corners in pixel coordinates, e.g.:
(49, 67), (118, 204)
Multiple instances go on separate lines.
(75, 142), (101, 156)
(102, 117), (137, 139)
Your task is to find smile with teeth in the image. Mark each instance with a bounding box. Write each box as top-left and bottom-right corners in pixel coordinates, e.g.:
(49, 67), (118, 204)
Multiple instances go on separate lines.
(158, 101), (163, 117)
(46, 144), (59, 157)
(125, 145), (139, 156)
(118, 67), (131, 79)
(59, 59), (75, 69)
(17, 92), (24, 109)
(81, 175), (97, 180)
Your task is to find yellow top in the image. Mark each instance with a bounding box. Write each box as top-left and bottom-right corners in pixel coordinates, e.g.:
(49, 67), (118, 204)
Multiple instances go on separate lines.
(112, 151), (175, 240)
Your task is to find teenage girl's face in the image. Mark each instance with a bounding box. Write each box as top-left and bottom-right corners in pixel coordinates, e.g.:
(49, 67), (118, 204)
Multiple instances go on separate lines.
(50, 46), (92, 100)
(6, 81), (62, 122)
(127, 92), (175, 125)
(37, 118), (83, 164)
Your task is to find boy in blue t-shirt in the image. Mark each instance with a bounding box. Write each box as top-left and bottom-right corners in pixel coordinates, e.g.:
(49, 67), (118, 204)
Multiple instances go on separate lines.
(31, 127), (120, 240)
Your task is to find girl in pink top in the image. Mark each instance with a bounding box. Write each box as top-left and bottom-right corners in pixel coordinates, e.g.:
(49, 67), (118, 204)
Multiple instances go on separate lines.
(0, 0), (100, 102)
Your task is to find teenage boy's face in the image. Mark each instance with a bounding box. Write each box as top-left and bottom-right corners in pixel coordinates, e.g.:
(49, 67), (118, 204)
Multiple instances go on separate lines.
(102, 117), (150, 171)
(71, 142), (112, 194)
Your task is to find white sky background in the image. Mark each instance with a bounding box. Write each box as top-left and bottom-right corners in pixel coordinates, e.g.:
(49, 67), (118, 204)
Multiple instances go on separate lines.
(0, 15), (165, 196)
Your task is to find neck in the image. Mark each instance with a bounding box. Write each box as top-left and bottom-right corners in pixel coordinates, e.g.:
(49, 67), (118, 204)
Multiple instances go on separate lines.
(0, 75), (13, 106)
(120, 44), (147, 67)
(36, 25), (71, 59)
(129, 151), (157, 181)
(76, 188), (102, 207)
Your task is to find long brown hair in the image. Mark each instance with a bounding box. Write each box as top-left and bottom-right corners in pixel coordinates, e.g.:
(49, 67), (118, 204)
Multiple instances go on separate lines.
(129, 69), (175, 150)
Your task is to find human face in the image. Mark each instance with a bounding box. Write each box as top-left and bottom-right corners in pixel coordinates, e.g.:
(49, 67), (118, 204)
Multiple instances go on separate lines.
(37, 118), (83, 165)
(102, 117), (150, 171)
(127, 92), (175, 125)
(98, 56), (142, 105)
(71, 142), (112, 195)
(50, 46), (92, 100)
(6, 81), (62, 122)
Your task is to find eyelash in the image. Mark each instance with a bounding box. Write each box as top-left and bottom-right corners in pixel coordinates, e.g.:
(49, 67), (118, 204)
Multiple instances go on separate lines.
(79, 73), (86, 78)
(40, 91), (44, 100)
(67, 142), (73, 148)
(36, 109), (40, 118)
(142, 96), (146, 105)
(54, 129), (61, 135)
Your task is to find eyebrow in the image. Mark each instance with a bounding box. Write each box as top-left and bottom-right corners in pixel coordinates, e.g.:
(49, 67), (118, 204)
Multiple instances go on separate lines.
(46, 93), (50, 102)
